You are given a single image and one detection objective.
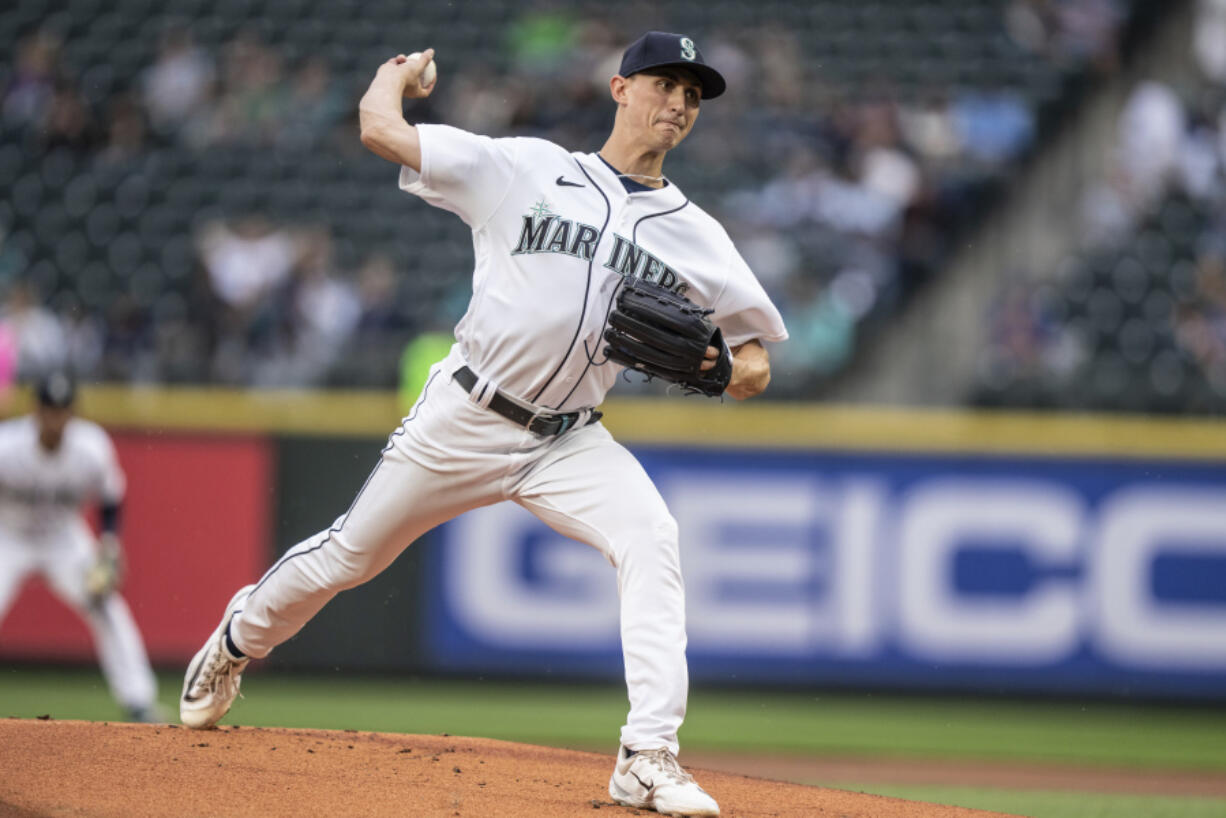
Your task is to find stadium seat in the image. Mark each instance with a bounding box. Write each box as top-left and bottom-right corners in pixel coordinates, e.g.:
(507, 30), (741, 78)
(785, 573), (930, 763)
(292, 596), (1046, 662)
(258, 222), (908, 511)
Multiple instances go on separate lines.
(0, 0), (1143, 390)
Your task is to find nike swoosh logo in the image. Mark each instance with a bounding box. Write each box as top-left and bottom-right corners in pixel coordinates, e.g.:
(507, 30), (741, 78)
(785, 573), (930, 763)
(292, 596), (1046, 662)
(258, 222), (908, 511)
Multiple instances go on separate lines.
(556, 176), (584, 188)
(182, 666), (204, 702)
(630, 771), (654, 792)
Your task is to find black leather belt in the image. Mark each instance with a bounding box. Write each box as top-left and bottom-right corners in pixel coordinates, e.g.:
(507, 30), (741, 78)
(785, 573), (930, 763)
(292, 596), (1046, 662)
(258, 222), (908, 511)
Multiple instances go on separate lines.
(453, 366), (601, 436)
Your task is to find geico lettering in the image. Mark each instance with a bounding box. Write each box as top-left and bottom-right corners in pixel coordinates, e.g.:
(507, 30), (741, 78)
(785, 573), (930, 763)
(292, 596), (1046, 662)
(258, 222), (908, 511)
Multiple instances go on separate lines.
(666, 473), (886, 655)
(445, 502), (618, 648)
(438, 470), (1226, 676)
(896, 479), (1083, 664)
(1091, 486), (1226, 669)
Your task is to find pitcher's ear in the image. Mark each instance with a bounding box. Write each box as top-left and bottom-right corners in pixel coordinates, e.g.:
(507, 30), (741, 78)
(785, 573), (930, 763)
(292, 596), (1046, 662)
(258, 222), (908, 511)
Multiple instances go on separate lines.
(610, 74), (630, 104)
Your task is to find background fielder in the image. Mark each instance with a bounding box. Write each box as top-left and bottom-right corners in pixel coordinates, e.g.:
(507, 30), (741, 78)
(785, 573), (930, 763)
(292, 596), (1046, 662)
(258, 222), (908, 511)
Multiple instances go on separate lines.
(0, 372), (161, 722)
(181, 31), (786, 817)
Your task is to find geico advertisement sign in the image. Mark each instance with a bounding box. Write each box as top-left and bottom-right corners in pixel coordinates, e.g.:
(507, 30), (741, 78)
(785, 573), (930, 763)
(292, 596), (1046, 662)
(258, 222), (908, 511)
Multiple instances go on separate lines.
(437, 467), (1226, 674)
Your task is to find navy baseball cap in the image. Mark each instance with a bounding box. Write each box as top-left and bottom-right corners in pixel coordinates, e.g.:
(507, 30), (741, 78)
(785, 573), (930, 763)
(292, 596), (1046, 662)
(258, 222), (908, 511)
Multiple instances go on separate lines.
(618, 31), (726, 100)
(36, 370), (76, 409)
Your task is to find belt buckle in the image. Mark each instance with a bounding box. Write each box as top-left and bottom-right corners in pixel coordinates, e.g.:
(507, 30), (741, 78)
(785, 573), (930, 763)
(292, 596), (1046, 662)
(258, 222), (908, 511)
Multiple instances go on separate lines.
(527, 407), (573, 436)
(526, 407), (550, 436)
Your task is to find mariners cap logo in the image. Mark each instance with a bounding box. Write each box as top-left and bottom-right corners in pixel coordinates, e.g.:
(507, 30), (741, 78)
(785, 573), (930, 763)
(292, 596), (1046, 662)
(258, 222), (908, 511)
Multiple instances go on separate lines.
(617, 30), (727, 99)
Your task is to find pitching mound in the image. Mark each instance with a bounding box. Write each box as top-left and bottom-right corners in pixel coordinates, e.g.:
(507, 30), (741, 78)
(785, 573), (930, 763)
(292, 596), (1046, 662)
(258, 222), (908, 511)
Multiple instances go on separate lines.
(0, 719), (1015, 817)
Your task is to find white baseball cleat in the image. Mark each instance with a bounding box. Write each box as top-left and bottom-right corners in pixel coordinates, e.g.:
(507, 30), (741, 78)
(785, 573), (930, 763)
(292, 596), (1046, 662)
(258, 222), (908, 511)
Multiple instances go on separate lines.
(609, 745), (720, 817)
(179, 585), (254, 729)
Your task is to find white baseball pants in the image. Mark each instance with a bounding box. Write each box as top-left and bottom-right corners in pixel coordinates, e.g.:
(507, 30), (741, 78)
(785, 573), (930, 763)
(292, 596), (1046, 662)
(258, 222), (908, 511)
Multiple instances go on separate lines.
(0, 520), (158, 712)
(230, 349), (689, 754)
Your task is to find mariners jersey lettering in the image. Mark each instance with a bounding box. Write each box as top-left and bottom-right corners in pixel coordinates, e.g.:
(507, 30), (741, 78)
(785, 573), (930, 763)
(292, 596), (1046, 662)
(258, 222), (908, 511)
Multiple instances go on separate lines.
(513, 219), (682, 289)
(399, 124), (787, 411)
(512, 214), (601, 260)
(0, 416), (125, 538)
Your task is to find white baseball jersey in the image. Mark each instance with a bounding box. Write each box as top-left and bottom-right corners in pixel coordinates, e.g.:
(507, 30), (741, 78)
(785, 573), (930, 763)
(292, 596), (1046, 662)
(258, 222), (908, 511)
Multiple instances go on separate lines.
(399, 124), (788, 411)
(0, 416), (125, 541)
(0, 415), (156, 714)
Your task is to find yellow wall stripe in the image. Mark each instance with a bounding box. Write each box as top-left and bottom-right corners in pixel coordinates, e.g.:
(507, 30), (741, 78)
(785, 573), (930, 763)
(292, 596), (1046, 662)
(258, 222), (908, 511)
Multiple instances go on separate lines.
(603, 399), (1226, 460)
(4, 386), (1225, 460)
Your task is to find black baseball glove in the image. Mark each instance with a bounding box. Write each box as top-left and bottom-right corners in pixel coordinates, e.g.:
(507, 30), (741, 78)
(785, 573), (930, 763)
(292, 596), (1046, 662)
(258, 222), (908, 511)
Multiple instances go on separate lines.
(603, 277), (733, 397)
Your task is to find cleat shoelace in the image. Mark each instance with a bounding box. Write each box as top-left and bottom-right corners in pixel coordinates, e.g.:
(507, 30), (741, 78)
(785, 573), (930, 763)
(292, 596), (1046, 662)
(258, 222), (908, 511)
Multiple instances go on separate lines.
(194, 641), (246, 698)
(635, 748), (694, 787)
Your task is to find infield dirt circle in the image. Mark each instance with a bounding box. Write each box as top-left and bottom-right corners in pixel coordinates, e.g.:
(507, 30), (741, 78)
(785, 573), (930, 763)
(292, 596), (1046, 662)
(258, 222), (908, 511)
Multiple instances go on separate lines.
(0, 719), (1016, 817)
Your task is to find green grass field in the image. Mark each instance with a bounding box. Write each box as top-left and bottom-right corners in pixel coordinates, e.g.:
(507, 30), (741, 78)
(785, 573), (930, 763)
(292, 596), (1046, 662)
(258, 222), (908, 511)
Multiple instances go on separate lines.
(3, 665), (1224, 818)
(833, 786), (1226, 818)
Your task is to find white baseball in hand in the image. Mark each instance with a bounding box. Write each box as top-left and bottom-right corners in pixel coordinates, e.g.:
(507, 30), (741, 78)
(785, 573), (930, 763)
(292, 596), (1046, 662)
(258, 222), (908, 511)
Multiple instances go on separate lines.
(408, 52), (437, 90)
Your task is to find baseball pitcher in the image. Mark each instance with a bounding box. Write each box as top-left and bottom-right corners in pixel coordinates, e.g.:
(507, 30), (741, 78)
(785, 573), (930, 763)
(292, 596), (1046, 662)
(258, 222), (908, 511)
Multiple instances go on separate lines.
(181, 32), (787, 817)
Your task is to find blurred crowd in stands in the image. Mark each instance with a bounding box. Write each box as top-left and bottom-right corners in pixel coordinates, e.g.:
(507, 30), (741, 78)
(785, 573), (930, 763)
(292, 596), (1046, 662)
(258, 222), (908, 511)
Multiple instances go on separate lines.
(0, 1), (1135, 399)
(974, 0), (1226, 412)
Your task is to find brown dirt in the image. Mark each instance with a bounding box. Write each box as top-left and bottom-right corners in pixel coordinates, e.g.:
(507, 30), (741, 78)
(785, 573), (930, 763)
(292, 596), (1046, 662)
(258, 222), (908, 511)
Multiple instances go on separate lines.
(0, 719), (1017, 818)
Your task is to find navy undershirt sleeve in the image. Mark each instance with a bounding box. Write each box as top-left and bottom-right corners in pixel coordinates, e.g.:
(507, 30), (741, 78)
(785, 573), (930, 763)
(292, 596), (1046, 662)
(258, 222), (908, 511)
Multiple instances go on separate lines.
(100, 502), (121, 534)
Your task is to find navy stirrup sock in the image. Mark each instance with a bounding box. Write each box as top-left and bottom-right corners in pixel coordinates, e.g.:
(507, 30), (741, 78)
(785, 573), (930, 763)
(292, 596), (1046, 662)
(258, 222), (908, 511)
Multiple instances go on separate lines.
(224, 625), (246, 660)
